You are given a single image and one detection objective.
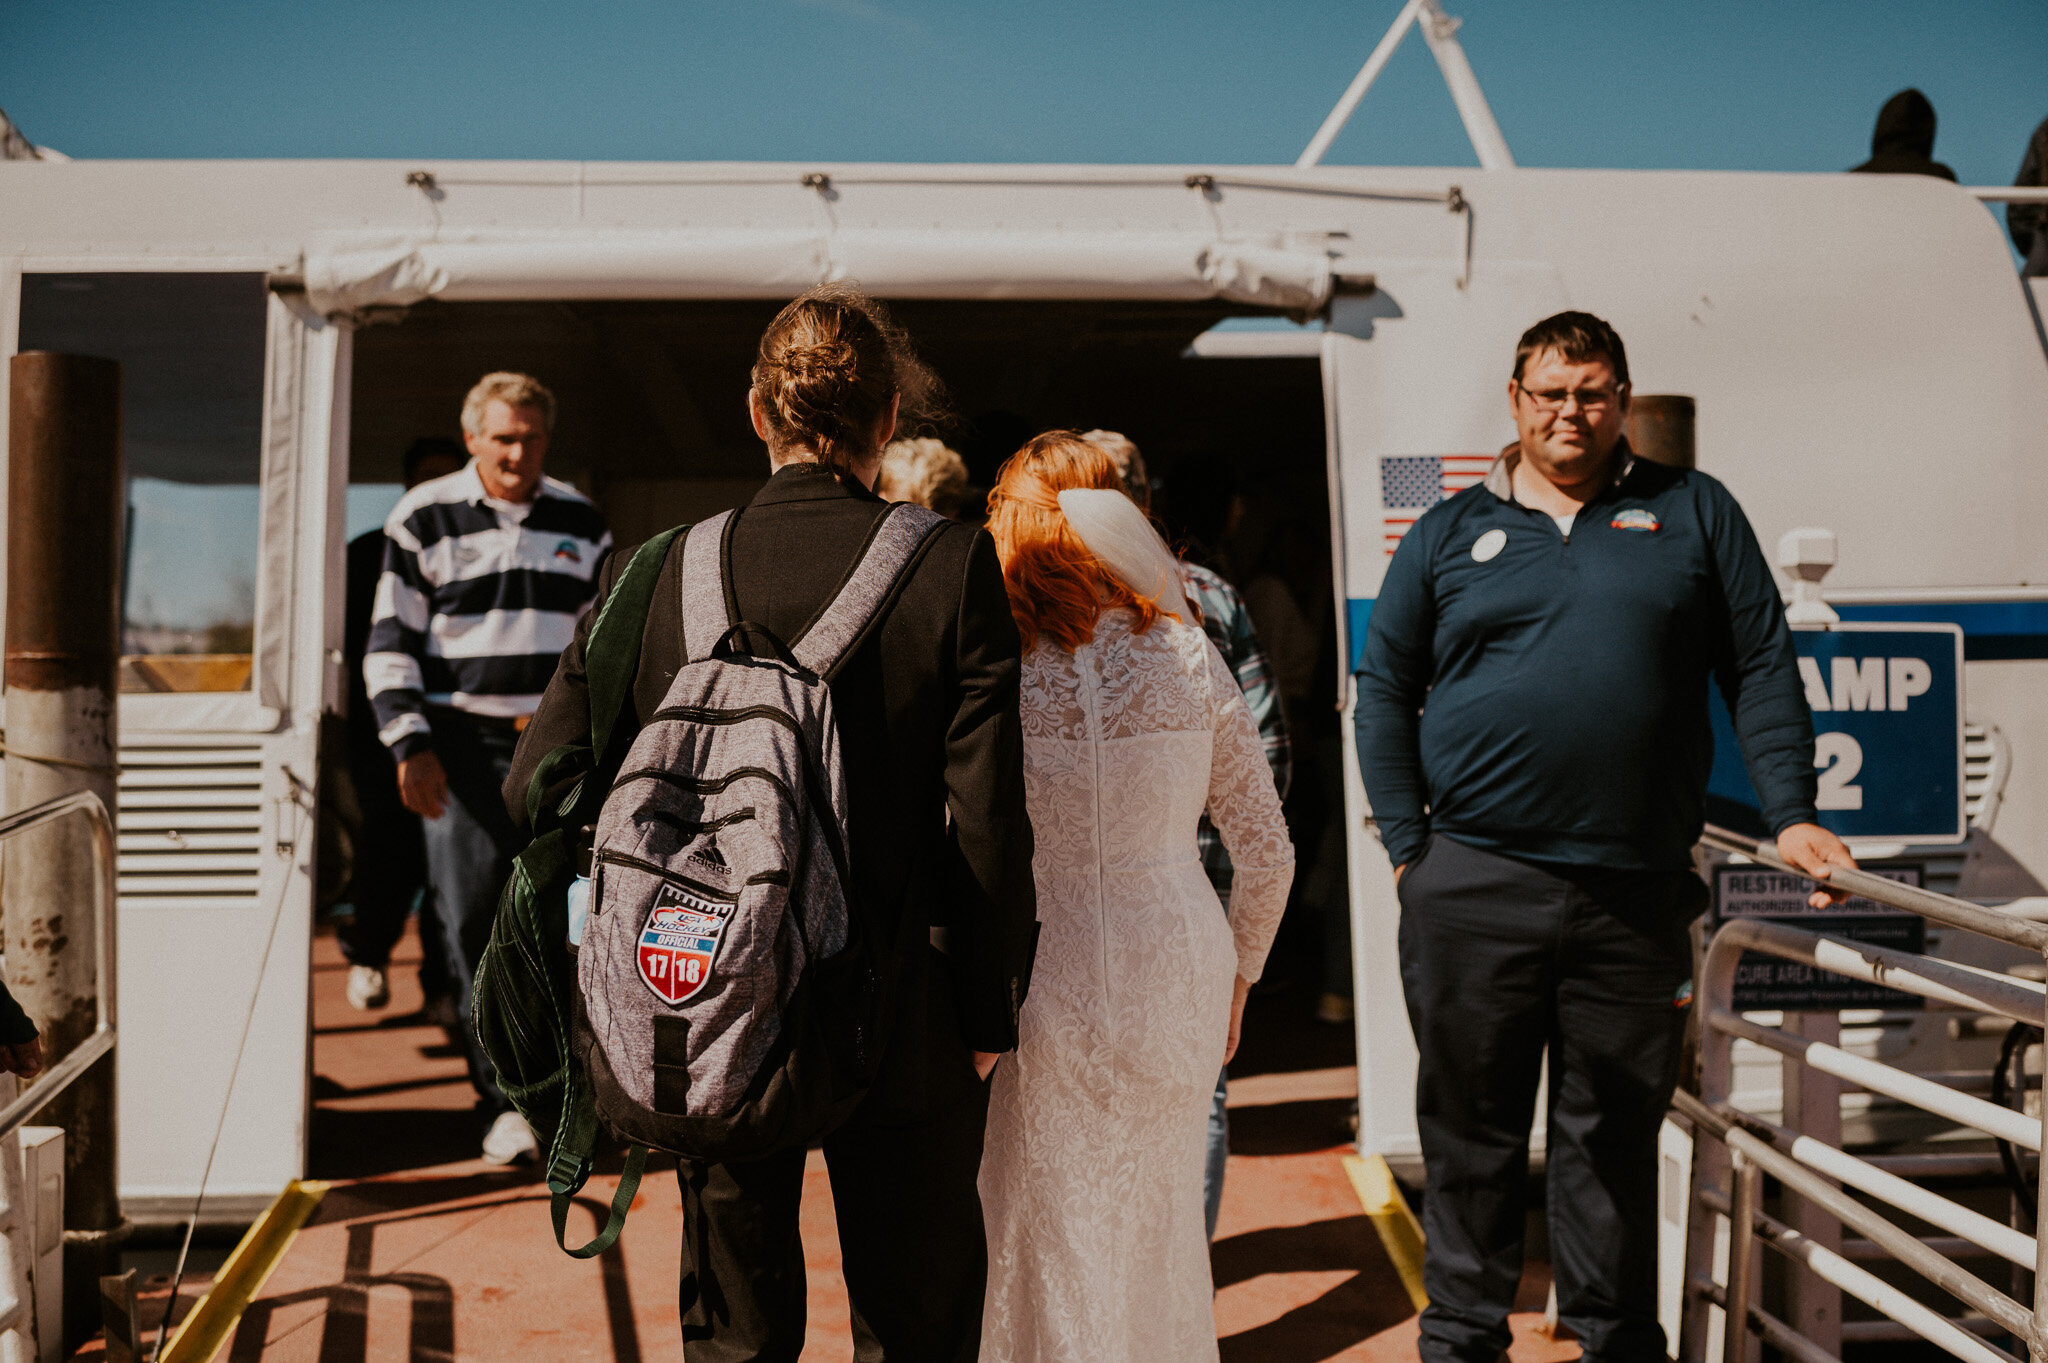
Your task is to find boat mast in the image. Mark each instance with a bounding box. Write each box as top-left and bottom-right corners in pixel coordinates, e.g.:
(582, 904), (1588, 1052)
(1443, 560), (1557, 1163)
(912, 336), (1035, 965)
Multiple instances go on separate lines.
(1296, 0), (1515, 171)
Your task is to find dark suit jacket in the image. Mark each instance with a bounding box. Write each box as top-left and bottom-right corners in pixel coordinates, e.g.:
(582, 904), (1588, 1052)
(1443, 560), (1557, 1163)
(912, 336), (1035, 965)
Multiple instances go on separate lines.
(343, 528), (385, 741)
(506, 462), (1038, 1083)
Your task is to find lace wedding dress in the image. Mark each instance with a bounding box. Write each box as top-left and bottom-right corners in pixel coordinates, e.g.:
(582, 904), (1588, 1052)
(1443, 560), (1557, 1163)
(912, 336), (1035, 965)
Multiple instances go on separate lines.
(979, 608), (1295, 1363)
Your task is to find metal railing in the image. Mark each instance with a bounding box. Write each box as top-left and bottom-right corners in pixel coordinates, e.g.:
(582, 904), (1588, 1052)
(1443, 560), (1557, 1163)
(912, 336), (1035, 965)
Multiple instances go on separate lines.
(0, 790), (116, 1140)
(1681, 822), (2048, 1363)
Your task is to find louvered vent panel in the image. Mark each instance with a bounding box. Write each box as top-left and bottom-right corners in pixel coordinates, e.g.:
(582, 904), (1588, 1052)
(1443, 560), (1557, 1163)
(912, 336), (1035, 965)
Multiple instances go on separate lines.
(117, 740), (265, 906)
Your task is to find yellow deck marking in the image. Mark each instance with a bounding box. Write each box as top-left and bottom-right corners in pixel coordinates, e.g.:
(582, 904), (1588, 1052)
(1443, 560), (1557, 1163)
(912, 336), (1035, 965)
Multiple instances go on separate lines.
(1343, 1153), (1429, 1312)
(162, 1179), (329, 1363)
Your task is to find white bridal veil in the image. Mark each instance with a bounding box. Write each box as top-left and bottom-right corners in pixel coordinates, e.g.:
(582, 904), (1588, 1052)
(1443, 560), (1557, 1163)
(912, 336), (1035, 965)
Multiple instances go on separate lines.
(1055, 488), (1195, 624)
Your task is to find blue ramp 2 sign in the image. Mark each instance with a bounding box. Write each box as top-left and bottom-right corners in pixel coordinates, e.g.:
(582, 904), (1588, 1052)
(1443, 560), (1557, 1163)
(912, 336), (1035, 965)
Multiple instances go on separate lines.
(1708, 622), (1965, 845)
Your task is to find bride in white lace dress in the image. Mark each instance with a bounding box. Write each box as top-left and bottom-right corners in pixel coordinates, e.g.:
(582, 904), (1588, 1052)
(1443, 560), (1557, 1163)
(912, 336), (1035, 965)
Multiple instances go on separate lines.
(977, 433), (1295, 1363)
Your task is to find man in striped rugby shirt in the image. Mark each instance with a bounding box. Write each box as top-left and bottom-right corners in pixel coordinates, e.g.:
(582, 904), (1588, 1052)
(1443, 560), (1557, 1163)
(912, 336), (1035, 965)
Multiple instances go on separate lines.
(365, 372), (611, 1164)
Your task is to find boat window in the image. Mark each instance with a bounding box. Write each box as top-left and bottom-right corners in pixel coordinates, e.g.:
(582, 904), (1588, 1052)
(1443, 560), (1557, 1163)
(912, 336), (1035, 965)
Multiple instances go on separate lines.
(18, 273), (268, 693)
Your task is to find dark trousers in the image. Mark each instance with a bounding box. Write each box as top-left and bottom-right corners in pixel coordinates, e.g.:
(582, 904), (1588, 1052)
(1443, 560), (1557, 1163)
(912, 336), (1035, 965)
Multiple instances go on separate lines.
(336, 734), (450, 997)
(1396, 833), (1701, 1363)
(419, 712), (523, 1111)
(677, 952), (992, 1362)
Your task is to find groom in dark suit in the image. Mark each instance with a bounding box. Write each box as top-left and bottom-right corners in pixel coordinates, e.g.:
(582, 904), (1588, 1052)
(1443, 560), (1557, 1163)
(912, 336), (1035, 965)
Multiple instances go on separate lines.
(510, 285), (1038, 1361)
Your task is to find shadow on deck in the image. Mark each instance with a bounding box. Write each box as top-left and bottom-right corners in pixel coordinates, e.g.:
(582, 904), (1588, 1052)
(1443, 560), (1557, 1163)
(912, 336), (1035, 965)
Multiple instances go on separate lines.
(86, 925), (1579, 1361)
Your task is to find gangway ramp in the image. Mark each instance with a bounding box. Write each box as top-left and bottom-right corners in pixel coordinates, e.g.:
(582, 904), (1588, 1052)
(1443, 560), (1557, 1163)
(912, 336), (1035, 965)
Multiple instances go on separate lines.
(91, 925), (1584, 1361)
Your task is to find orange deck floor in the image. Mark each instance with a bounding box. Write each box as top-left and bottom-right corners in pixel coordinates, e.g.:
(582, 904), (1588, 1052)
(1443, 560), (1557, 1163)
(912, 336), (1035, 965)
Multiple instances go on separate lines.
(105, 925), (1579, 1362)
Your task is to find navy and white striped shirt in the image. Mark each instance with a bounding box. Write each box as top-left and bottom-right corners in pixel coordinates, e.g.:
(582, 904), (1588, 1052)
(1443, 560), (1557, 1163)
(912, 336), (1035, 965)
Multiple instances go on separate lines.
(365, 462), (611, 760)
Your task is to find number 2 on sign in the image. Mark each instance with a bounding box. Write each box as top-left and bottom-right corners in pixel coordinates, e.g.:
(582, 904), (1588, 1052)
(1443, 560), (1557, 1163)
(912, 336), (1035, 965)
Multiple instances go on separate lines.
(1814, 732), (1864, 811)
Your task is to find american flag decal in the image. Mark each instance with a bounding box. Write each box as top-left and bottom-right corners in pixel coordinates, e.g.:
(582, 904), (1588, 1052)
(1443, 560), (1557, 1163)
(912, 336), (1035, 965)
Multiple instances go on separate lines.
(1379, 454), (1496, 555)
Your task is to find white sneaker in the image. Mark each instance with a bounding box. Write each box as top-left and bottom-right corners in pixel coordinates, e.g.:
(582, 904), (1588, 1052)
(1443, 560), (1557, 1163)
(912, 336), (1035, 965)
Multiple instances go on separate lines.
(481, 1110), (539, 1166)
(346, 965), (390, 1011)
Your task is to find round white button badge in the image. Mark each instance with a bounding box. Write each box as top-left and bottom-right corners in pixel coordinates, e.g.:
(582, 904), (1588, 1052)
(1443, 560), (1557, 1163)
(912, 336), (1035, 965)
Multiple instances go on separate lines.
(1471, 528), (1507, 563)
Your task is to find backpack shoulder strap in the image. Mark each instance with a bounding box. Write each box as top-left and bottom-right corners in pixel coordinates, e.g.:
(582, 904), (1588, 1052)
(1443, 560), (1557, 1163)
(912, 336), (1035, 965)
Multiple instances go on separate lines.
(523, 526), (686, 827)
(587, 526), (688, 762)
(679, 509), (737, 665)
(790, 503), (949, 680)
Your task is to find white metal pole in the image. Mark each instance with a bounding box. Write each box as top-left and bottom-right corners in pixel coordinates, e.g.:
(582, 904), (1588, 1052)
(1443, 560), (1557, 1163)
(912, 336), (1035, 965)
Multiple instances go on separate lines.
(1416, 0), (1516, 170)
(2033, 950), (2048, 1363)
(1296, 0), (1426, 168)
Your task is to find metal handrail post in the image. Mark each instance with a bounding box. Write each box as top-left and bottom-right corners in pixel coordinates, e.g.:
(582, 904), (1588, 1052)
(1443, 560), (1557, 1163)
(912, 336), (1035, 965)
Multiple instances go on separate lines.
(1722, 1154), (1761, 1363)
(1681, 881), (1747, 1362)
(2034, 944), (2048, 1363)
(0, 790), (116, 1139)
(1678, 1090), (2039, 1351)
(1687, 822), (2048, 1361)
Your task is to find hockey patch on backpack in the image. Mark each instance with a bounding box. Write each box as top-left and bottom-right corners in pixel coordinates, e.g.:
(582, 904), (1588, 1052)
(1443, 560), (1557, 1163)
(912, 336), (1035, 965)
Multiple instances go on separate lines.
(638, 883), (733, 1005)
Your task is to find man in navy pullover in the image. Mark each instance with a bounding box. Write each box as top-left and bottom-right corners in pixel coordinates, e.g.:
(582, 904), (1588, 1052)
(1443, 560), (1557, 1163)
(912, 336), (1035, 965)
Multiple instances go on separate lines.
(1356, 312), (1854, 1363)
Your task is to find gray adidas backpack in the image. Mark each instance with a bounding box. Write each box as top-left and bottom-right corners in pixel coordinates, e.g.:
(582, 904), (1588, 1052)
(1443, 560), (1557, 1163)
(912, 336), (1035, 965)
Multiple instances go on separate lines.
(576, 502), (946, 1161)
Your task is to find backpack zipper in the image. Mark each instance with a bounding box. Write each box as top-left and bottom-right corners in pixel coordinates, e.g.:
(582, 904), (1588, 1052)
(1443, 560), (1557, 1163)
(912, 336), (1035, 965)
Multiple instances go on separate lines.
(644, 807), (756, 839)
(650, 703), (812, 731)
(613, 764), (796, 804)
(642, 704), (850, 886)
(593, 847), (792, 895)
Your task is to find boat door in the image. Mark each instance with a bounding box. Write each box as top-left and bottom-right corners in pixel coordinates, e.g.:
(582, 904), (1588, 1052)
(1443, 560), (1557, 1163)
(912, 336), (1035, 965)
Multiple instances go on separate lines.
(1326, 261), (1570, 1169)
(3, 267), (347, 1221)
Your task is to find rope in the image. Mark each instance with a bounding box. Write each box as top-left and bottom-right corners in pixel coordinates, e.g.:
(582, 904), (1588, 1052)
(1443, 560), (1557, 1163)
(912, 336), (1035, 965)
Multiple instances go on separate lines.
(151, 781), (303, 1362)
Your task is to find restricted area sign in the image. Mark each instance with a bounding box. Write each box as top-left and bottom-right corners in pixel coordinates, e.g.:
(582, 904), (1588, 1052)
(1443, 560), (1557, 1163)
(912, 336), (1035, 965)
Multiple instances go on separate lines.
(1708, 622), (1965, 845)
(1714, 863), (1925, 1009)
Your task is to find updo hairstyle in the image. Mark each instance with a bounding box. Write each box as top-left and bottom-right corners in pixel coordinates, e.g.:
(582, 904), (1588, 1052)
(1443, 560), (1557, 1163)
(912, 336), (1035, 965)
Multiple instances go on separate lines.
(750, 283), (942, 478)
(985, 431), (1166, 653)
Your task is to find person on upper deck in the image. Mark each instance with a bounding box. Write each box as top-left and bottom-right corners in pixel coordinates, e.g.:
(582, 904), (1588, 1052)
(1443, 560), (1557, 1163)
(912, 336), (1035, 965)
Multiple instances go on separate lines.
(1849, 88), (1956, 181)
(364, 372), (611, 1166)
(1354, 311), (1857, 1363)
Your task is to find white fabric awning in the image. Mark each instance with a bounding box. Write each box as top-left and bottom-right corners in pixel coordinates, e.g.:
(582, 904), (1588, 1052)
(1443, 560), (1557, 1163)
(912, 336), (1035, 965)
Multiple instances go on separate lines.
(304, 229), (1334, 314)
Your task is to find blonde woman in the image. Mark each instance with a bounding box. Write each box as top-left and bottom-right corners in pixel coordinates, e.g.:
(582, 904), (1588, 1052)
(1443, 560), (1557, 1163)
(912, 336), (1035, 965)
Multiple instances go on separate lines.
(878, 436), (971, 518)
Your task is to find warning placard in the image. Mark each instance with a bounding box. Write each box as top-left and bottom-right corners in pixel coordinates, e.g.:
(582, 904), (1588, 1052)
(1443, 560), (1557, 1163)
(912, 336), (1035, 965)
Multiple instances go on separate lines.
(1713, 864), (1924, 1010)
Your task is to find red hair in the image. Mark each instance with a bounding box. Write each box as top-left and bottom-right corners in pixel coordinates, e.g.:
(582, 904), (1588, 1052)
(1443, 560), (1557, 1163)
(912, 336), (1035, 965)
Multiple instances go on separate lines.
(985, 431), (1166, 653)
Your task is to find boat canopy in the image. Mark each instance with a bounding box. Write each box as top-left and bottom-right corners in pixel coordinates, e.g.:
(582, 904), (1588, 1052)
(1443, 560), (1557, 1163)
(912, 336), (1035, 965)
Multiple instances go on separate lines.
(303, 228), (1336, 314)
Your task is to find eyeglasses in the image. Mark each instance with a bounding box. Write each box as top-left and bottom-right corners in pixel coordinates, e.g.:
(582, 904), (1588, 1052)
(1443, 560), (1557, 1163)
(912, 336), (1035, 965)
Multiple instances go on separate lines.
(1516, 382), (1622, 413)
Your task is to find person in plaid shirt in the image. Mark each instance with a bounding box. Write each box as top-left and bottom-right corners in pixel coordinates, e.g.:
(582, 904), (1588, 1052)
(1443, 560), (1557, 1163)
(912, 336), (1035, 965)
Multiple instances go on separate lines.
(1083, 431), (1291, 1241)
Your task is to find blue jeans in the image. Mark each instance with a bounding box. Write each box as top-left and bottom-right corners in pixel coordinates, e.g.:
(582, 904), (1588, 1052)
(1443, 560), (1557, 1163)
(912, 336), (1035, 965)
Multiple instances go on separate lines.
(1204, 1064), (1229, 1240)
(1204, 885), (1232, 1240)
(418, 712), (523, 1112)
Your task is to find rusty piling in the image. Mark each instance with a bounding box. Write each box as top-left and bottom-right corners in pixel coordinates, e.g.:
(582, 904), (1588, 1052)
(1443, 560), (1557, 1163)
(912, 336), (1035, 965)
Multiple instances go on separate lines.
(4, 351), (125, 1346)
(1626, 393), (1698, 469)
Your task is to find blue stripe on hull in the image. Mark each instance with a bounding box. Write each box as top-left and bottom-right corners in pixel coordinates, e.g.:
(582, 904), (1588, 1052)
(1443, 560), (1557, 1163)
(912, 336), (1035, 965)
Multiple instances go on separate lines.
(1344, 597), (2048, 670)
(1832, 602), (2048, 661)
(1346, 598), (1374, 673)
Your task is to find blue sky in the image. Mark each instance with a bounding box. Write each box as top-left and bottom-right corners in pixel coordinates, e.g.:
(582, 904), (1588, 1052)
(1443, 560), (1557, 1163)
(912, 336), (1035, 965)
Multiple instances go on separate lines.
(3, 1), (2043, 185)
(7, 1), (2043, 633)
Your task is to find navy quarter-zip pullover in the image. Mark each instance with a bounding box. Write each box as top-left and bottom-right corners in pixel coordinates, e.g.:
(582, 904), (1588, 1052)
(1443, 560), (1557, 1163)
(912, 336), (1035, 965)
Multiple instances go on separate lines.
(1355, 445), (1817, 872)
